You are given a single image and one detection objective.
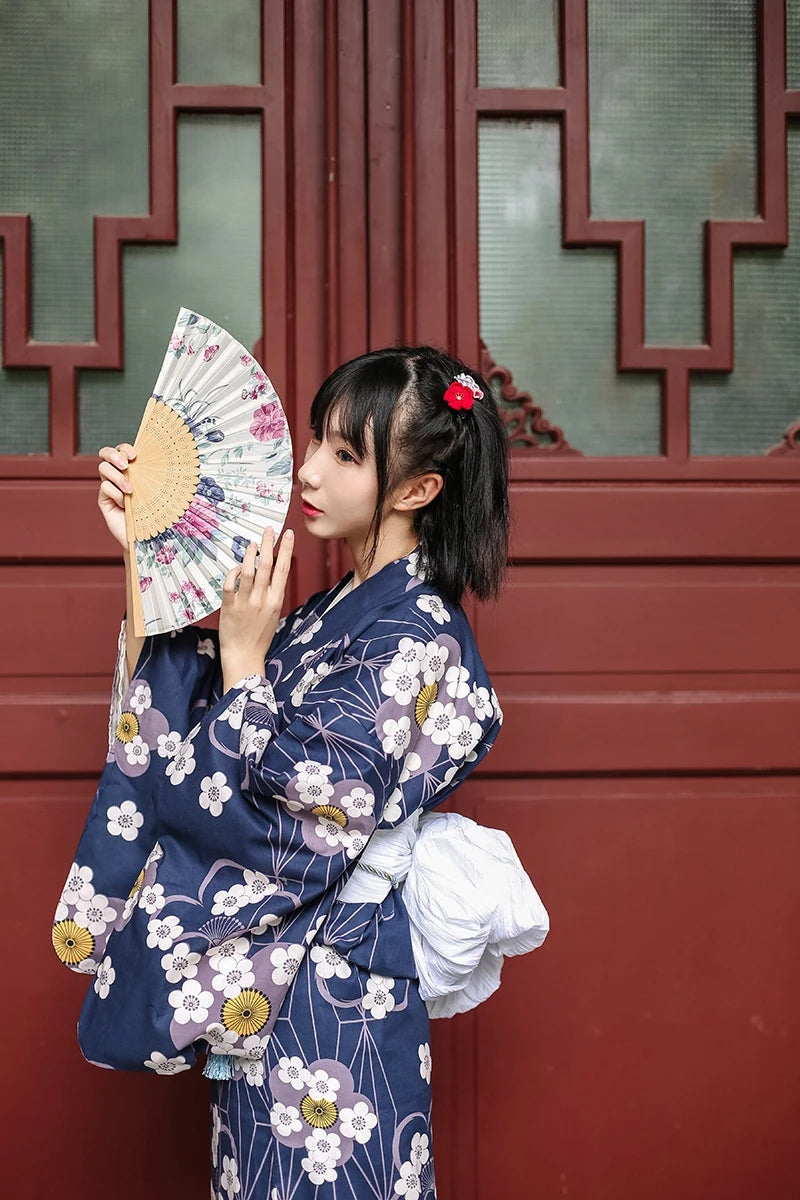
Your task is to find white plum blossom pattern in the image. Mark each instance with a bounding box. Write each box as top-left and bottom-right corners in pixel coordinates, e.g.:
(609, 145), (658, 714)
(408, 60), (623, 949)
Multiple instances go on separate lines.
(166, 741), (196, 785)
(240, 1057), (266, 1087)
(211, 884), (248, 917)
(248, 682), (277, 711)
(220, 1153), (241, 1200)
(343, 828), (370, 859)
(196, 636), (216, 658)
(144, 1050), (191, 1075)
(240, 722), (271, 761)
(219, 692), (247, 730)
(382, 752), (422, 823)
(449, 715), (482, 760)
(124, 736), (150, 768)
(420, 640), (450, 685)
(306, 1068), (341, 1102)
(415, 593), (451, 625)
(94, 955), (115, 999)
(241, 870), (278, 904)
(338, 1102), (377, 1144)
(362, 974), (395, 1019)
(444, 663), (471, 699)
(296, 617), (323, 645)
(290, 662), (332, 707)
(410, 1132), (430, 1168)
(271, 1102), (303, 1137)
(277, 1055), (310, 1091)
(106, 799), (144, 841)
(302, 1130), (342, 1184)
(156, 730), (183, 759)
(199, 772), (233, 817)
(418, 1042), (432, 1084)
(381, 715), (412, 759)
(293, 760), (335, 806)
(270, 944), (305, 986)
(129, 682), (152, 714)
(146, 914), (184, 950)
(309, 944), (351, 980)
(168, 978), (214, 1025)
(204, 1024), (238, 1053)
(421, 700), (461, 746)
(340, 786), (374, 818)
(74, 892), (117, 936)
(161, 942), (201, 983)
(467, 684), (493, 721)
(394, 1160), (422, 1200)
(212, 953), (255, 998)
(208, 937), (250, 966)
(138, 882), (165, 915)
(315, 814), (349, 848)
(62, 863), (94, 906)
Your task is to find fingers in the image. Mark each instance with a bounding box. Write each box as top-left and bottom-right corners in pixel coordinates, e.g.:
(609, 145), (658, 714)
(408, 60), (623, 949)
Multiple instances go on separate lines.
(98, 479), (126, 509)
(99, 444), (137, 471)
(99, 459), (132, 494)
(272, 529), (295, 589)
(254, 526), (276, 591)
(236, 540), (260, 597)
(222, 564), (240, 596)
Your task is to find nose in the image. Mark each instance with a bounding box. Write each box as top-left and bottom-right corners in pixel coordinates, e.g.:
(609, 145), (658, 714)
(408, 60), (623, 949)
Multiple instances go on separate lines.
(297, 441), (321, 489)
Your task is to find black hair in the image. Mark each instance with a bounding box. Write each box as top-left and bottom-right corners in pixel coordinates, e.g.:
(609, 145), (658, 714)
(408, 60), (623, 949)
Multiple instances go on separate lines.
(309, 345), (509, 605)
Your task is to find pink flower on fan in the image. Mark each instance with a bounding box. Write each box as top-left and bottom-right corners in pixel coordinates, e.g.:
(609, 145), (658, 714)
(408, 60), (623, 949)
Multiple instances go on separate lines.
(180, 580), (207, 602)
(139, 576), (152, 592)
(204, 344), (219, 362)
(250, 401), (284, 443)
(155, 544), (176, 565)
(168, 592), (181, 603)
(240, 353), (252, 366)
(169, 335), (184, 351)
(173, 496), (219, 540)
(255, 481), (269, 498)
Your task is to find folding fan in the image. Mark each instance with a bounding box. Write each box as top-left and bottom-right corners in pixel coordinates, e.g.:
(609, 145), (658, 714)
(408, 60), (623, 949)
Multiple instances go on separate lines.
(124, 307), (293, 637)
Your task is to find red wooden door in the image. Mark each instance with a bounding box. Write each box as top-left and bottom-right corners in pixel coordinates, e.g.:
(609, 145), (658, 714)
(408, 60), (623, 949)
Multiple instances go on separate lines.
(2, 2), (799, 1198)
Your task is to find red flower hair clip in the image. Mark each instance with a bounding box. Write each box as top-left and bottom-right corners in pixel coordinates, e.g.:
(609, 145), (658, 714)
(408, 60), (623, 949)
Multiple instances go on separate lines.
(443, 373), (483, 411)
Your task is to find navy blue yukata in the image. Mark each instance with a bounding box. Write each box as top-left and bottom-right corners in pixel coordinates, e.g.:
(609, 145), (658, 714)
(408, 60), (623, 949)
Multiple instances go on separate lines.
(53, 550), (503, 1199)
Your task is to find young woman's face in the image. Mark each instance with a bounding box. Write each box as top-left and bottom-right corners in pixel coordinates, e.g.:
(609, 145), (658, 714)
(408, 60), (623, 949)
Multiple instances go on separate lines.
(297, 420), (380, 545)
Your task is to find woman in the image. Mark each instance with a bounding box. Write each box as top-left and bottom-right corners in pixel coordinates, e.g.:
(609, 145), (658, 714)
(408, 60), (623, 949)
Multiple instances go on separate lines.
(53, 345), (544, 1199)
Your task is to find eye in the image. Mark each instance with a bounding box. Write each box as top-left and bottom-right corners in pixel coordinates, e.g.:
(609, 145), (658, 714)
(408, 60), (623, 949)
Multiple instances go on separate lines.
(336, 448), (357, 464)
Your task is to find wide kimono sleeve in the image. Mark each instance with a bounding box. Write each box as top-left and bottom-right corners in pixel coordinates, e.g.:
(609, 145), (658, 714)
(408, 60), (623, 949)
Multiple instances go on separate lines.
(51, 621), (223, 979)
(74, 600), (502, 1075)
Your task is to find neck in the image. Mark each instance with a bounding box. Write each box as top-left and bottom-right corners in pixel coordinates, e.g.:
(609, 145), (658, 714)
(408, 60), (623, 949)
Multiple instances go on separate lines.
(346, 520), (418, 588)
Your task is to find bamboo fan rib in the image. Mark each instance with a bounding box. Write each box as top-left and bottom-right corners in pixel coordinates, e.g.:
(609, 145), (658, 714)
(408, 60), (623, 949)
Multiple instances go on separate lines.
(123, 307), (293, 638)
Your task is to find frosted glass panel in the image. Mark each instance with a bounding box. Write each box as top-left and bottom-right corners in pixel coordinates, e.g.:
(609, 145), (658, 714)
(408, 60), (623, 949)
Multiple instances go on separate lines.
(479, 121), (660, 456)
(691, 129), (800, 456)
(0, 0), (148, 342)
(789, 0), (800, 88)
(477, 0), (560, 87)
(79, 116), (262, 453)
(589, 0), (757, 345)
(177, 0), (261, 84)
(0, 260), (50, 454)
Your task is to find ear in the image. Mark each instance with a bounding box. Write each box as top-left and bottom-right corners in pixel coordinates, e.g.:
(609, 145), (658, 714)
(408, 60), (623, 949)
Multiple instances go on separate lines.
(392, 472), (443, 513)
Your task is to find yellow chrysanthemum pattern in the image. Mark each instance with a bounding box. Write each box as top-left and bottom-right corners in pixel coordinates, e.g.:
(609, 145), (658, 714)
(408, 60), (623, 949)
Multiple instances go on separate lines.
(221, 988), (271, 1037)
(301, 1094), (338, 1129)
(311, 804), (347, 827)
(415, 682), (438, 727)
(128, 867), (145, 899)
(52, 919), (95, 964)
(115, 712), (140, 743)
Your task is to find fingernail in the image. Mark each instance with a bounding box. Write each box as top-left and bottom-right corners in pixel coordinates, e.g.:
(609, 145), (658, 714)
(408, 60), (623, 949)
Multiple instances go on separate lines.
(285, 529), (294, 539)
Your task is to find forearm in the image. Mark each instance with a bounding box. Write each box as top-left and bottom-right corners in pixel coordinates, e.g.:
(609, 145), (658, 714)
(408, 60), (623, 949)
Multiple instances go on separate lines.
(123, 551), (146, 677)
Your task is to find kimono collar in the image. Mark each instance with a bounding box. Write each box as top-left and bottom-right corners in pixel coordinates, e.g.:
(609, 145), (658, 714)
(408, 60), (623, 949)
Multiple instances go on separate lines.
(300, 550), (423, 650)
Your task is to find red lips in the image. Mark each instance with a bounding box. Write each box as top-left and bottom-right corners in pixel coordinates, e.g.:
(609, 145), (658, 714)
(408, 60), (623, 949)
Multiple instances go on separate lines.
(301, 498), (323, 517)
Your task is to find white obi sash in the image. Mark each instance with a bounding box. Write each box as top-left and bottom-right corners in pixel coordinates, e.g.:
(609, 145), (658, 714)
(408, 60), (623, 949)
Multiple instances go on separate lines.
(338, 810), (550, 1018)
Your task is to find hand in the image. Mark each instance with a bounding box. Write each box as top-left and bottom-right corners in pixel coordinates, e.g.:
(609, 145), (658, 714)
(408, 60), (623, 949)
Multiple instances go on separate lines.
(98, 443), (137, 552)
(219, 525), (295, 691)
